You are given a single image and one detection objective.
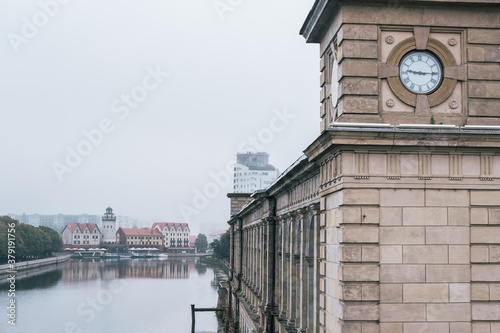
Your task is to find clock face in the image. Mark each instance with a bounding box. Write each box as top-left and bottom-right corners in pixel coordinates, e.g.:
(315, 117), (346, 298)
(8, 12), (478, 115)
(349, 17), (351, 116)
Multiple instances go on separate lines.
(399, 51), (443, 94)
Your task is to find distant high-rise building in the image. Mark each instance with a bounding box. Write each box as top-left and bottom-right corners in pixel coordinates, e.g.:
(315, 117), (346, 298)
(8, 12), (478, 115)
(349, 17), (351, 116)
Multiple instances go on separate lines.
(7, 213), (100, 233)
(101, 207), (117, 244)
(233, 152), (279, 193)
(116, 215), (139, 229)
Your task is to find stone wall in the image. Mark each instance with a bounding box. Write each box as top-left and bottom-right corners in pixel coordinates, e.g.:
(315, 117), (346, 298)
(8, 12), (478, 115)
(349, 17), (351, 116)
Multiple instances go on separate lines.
(311, 1), (500, 131)
(307, 125), (500, 333)
(227, 125), (500, 333)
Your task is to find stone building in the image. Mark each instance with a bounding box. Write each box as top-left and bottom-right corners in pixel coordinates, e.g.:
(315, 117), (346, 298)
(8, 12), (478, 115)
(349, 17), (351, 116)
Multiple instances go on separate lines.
(61, 223), (102, 247)
(101, 207), (117, 244)
(151, 222), (192, 252)
(116, 227), (163, 248)
(226, 1), (500, 333)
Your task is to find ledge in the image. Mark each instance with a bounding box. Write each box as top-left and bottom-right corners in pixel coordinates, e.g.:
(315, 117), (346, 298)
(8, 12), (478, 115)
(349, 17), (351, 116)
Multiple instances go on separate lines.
(305, 124), (500, 161)
(300, 0), (500, 43)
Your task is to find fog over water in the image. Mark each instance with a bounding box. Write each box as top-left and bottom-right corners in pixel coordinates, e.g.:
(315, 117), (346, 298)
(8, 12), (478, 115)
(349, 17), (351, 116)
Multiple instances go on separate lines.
(0, 258), (225, 333)
(0, 0), (318, 233)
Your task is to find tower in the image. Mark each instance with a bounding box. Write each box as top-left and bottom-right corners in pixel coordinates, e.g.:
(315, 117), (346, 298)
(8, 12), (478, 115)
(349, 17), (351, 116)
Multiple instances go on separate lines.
(301, 1), (500, 332)
(226, 2), (500, 333)
(101, 207), (116, 244)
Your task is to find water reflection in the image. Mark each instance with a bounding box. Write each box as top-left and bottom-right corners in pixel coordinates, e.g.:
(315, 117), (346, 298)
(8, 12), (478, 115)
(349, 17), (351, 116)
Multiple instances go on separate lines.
(0, 258), (221, 333)
(15, 269), (63, 290)
(62, 258), (196, 282)
(195, 260), (208, 275)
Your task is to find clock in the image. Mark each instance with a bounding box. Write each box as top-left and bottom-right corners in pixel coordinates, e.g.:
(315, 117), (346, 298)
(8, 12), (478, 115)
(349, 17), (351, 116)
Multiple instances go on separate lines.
(399, 51), (443, 94)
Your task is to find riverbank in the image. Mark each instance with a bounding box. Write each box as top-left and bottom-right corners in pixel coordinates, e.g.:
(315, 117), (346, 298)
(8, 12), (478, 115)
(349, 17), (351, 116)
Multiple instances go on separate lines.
(0, 254), (70, 282)
(166, 252), (211, 257)
(199, 256), (230, 275)
(197, 256), (230, 333)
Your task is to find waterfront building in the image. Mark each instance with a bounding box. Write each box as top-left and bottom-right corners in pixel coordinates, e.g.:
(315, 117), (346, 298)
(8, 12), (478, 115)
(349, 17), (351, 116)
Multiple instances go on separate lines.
(101, 207), (117, 244)
(225, 1), (500, 332)
(61, 223), (102, 247)
(152, 222), (193, 252)
(233, 152), (279, 193)
(189, 235), (198, 248)
(116, 227), (163, 248)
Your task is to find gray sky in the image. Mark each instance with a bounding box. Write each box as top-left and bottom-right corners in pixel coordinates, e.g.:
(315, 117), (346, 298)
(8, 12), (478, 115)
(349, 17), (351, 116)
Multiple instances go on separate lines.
(0, 0), (319, 234)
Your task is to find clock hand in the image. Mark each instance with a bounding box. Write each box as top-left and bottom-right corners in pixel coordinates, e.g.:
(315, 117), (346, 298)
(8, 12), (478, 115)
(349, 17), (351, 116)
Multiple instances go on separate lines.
(407, 70), (431, 75)
(406, 70), (440, 76)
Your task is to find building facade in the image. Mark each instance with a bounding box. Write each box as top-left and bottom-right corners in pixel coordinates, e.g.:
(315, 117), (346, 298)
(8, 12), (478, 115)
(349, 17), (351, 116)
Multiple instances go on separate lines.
(61, 223), (102, 247)
(116, 227), (163, 248)
(152, 222), (192, 250)
(234, 152), (280, 193)
(8, 213), (100, 233)
(226, 1), (500, 333)
(101, 207), (117, 244)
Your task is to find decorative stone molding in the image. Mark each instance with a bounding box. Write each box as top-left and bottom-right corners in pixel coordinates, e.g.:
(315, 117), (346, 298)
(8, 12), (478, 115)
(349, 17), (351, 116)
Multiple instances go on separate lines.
(354, 153), (369, 179)
(480, 154), (494, 181)
(449, 154), (463, 180)
(308, 203), (321, 216)
(418, 154), (432, 180)
(385, 36), (457, 108)
(387, 153), (401, 180)
(321, 157), (337, 186)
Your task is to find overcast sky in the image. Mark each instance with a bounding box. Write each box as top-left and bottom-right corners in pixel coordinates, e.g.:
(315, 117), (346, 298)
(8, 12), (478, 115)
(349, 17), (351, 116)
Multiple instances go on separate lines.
(0, 0), (319, 234)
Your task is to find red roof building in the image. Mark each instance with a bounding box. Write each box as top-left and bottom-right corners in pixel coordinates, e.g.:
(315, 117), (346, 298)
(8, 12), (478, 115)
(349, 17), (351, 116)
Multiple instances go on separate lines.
(189, 235), (198, 247)
(116, 227), (162, 248)
(152, 222), (193, 252)
(61, 223), (102, 247)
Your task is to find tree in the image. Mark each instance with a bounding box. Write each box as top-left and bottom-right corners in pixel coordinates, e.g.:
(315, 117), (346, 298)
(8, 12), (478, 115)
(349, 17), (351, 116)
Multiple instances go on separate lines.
(39, 226), (63, 254)
(195, 233), (208, 252)
(211, 230), (230, 260)
(0, 216), (11, 261)
(0, 216), (63, 263)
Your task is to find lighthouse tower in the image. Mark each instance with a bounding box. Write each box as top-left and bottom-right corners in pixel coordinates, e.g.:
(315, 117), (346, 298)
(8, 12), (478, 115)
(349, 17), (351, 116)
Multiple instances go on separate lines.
(101, 207), (116, 244)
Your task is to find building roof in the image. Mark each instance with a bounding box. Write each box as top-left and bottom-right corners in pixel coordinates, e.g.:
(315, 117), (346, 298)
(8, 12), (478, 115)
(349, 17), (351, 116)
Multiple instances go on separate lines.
(63, 223), (100, 234)
(152, 222), (190, 231)
(189, 235), (198, 243)
(209, 230), (226, 237)
(247, 165), (277, 171)
(118, 228), (162, 236)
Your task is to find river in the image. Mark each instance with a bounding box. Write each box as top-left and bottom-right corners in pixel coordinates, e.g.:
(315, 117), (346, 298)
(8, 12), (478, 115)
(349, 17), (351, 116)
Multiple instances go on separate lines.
(0, 257), (225, 333)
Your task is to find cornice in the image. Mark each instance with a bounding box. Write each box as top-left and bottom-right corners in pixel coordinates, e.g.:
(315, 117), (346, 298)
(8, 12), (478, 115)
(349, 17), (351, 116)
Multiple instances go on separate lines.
(300, 0), (500, 43)
(305, 126), (500, 162)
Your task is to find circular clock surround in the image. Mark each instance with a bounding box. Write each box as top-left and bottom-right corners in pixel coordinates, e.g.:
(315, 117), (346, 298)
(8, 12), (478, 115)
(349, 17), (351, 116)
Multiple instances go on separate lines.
(399, 51), (443, 94)
(386, 37), (457, 107)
